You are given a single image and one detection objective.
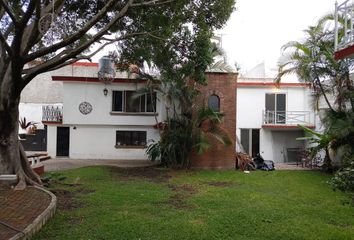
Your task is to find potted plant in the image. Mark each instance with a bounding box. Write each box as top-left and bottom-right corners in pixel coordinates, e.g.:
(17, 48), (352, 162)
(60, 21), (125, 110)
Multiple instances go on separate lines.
(19, 117), (37, 139)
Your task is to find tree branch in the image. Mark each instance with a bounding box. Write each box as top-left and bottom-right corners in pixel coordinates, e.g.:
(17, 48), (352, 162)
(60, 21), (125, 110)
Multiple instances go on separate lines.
(19, 0), (36, 27)
(0, 0), (19, 25)
(21, 0), (50, 54)
(24, 0), (120, 62)
(22, 0), (135, 85)
(131, 0), (174, 7)
(313, 64), (335, 112)
(0, 5), (5, 19)
(22, 30), (147, 76)
(0, 32), (12, 56)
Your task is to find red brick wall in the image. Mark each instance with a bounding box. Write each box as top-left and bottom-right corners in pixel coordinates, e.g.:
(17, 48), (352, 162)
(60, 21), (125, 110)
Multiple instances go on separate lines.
(190, 72), (238, 169)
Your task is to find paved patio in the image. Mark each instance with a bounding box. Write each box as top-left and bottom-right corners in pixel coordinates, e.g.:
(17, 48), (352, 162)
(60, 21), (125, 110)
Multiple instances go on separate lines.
(0, 184), (56, 240)
(275, 163), (313, 170)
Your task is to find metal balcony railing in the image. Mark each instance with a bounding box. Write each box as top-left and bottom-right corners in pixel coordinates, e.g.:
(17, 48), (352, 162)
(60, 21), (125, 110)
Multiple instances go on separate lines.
(42, 105), (63, 123)
(262, 110), (315, 126)
(335, 0), (354, 51)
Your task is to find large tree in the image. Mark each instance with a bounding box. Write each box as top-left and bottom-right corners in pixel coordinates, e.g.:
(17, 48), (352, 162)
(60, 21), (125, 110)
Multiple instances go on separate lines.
(0, 0), (235, 189)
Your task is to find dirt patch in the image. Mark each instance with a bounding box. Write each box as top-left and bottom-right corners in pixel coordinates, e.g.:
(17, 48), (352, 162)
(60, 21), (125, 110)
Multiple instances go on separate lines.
(162, 193), (196, 210)
(67, 215), (85, 224)
(167, 184), (198, 194)
(159, 184), (198, 210)
(75, 188), (96, 195)
(109, 167), (171, 183)
(204, 181), (235, 187)
(51, 189), (83, 211)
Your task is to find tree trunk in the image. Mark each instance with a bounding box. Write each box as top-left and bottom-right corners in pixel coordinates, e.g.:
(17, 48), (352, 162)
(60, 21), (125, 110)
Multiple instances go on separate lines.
(0, 74), (42, 190)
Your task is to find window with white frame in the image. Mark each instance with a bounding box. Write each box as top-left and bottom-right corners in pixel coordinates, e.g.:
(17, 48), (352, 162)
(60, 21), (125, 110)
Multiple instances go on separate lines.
(116, 131), (147, 147)
(265, 93), (286, 124)
(112, 91), (156, 113)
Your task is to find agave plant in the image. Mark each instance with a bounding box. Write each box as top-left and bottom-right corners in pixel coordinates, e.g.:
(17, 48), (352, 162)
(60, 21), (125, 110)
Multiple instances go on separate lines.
(19, 117), (37, 130)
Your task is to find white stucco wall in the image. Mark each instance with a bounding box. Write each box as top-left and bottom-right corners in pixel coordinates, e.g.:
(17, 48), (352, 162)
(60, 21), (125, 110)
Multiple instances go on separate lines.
(47, 125), (57, 156)
(46, 76), (166, 159)
(237, 86), (313, 129)
(62, 81), (165, 126)
(237, 85), (313, 162)
(46, 125), (159, 159)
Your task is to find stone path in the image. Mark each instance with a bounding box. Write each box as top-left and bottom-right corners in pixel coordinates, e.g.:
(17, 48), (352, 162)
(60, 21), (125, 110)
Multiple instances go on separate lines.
(0, 184), (56, 240)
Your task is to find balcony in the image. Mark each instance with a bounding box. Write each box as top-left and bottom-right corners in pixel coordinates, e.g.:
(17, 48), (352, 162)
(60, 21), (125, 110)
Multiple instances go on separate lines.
(262, 110), (315, 129)
(334, 0), (354, 59)
(42, 105), (63, 124)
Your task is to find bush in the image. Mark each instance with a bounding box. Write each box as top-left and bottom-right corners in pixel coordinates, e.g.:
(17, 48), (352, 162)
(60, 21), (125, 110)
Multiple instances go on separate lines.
(329, 162), (354, 192)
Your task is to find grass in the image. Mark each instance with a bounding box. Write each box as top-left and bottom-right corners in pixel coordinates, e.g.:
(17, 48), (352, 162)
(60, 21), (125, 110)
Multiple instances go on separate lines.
(34, 167), (354, 240)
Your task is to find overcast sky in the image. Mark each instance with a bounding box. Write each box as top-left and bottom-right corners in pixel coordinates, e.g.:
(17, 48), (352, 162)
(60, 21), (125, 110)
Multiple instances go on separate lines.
(219, 0), (337, 72)
(93, 0), (337, 73)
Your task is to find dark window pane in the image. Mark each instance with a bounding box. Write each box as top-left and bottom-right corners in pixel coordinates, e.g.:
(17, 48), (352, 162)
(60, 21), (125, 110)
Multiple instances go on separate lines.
(276, 94), (286, 123)
(116, 131), (125, 146)
(146, 92), (156, 112)
(125, 91), (141, 112)
(265, 94), (275, 111)
(265, 94), (275, 123)
(208, 95), (220, 112)
(139, 132), (147, 146)
(240, 129), (249, 154)
(116, 131), (147, 146)
(124, 131), (131, 145)
(276, 94), (286, 112)
(140, 94), (146, 112)
(112, 91), (123, 111)
(251, 129), (260, 157)
(131, 131), (139, 145)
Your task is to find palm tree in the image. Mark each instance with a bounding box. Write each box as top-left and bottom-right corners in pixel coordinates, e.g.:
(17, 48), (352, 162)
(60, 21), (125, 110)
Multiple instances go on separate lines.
(277, 13), (354, 172)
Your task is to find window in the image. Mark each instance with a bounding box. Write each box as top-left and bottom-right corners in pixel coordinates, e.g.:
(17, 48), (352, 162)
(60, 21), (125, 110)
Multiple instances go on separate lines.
(116, 131), (147, 147)
(265, 93), (286, 124)
(208, 94), (220, 112)
(112, 91), (156, 113)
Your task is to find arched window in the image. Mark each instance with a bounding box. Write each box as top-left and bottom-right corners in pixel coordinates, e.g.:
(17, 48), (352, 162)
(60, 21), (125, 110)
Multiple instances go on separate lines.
(208, 94), (220, 112)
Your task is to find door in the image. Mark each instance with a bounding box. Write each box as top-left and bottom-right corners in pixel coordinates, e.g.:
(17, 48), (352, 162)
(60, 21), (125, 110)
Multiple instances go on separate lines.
(240, 129), (260, 157)
(56, 127), (70, 157)
(265, 93), (286, 124)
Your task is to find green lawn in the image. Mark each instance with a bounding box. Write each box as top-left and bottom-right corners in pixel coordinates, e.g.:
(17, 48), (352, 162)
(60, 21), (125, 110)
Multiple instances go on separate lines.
(34, 167), (354, 240)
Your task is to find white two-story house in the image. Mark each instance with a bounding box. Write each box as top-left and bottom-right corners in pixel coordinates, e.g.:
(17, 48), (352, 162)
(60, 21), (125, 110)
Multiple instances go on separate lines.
(44, 62), (165, 160)
(236, 63), (317, 163)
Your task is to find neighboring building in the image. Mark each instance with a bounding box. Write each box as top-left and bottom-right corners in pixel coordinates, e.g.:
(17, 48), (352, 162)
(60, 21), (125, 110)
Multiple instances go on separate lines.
(20, 62), (64, 151)
(236, 63), (316, 163)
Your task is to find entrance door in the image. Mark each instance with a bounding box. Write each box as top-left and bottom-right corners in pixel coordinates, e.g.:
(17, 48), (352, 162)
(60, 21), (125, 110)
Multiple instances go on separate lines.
(240, 129), (260, 157)
(56, 127), (70, 157)
(265, 93), (286, 124)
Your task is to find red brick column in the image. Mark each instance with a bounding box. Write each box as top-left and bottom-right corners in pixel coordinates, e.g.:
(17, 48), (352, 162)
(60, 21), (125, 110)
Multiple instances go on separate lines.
(190, 72), (237, 169)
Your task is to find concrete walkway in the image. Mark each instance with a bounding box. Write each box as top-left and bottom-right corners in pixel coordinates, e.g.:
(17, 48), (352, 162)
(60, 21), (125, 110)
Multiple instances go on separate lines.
(43, 158), (158, 172)
(275, 163), (313, 170)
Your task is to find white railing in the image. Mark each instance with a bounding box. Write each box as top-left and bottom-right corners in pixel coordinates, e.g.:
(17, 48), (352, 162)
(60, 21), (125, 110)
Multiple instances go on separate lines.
(42, 105), (63, 122)
(262, 110), (315, 126)
(335, 0), (354, 51)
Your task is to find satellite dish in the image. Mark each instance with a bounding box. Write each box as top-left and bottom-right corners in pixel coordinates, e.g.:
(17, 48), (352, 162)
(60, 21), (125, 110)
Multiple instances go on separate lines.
(98, 56), (116, 84)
